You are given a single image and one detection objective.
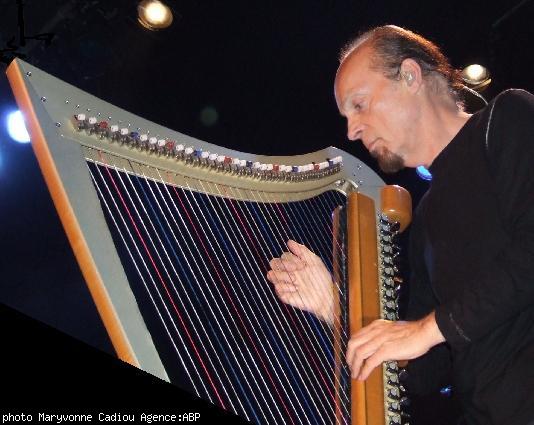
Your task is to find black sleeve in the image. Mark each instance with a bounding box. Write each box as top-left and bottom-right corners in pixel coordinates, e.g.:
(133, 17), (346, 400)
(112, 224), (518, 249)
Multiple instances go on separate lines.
(404, 194), (453, 395)
(434, 89), (534, 349)
(405, 194), (438, 321)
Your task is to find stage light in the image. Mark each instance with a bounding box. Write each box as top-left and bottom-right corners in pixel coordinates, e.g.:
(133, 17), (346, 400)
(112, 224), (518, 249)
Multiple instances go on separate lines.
(7, 110), (30, 144)
(416, 165), (432, 181)
(138, 0), (173, 30)
(461, 64), (491, 91)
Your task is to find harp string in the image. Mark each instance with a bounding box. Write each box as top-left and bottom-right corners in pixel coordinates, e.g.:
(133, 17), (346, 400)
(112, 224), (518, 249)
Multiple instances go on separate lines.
(319, 190), (352, 422)
(105, 158), (288, 420)
(296, 193), (353, 365)
(144, 168), (277, 423)
(173, 180), (312, 425)
(298, 193), (349, 332)
(176, 187), (312, 420)
(179, 176), (346, 424)
(104, 161), (283, 423)
(208, 183), (338, 423)
(148, 168), (290, 424)
(87, 164), (207, 401)
(193, 181), (332, 425)
(265, 193), (351, 411)
(245, 193), (339, 369)
(270, 192), (352, 423)
(223, 187), (337, 366)
(126, 168), (261, 417)
(120, 167), (257, 411)
(279, 192), (349, 343)
(165, 178), (301, 424)
(270, 195), (343, 351)
(237, 186), (350, 419)
(95, 158), (230, 408)
(89, 152), (353, 424)
(252, 190), (352, 423)
(239, 193), (341, 403)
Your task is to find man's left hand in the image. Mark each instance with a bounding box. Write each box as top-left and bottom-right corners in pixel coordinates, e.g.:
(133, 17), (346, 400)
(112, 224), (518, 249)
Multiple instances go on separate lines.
(346, 311), (445, 380)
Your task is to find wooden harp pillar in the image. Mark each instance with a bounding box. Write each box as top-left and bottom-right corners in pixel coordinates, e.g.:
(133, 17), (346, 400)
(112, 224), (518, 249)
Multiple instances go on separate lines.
(333, 186), (412, 425)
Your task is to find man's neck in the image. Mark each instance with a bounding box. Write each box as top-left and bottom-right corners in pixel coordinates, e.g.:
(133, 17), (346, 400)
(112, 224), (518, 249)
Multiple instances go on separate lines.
(420, 103), (472, 168)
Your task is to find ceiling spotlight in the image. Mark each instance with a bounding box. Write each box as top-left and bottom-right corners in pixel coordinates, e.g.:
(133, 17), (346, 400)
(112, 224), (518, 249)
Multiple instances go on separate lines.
(138, 0), (173, 30)
(461, 64), (491, 91)
(7, 110), (30, 144)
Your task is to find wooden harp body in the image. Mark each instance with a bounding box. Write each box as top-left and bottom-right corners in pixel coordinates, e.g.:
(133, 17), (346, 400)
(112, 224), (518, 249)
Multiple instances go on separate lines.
(333, 188), (412, 425)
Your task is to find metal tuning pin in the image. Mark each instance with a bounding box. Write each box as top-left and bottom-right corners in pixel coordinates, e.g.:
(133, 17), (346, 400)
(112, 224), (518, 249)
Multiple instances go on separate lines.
(138, 134), (148, 149)
(73, 113), (87, 131)
(148, 136), (158, 151)
(388, 401), (401, 413)
(165, 140), (176, 156)
(388, 387), (401, 400)
(184, 146), (194, 162)
(174, 144), (185, 159)
(118, 127), (130, 144)
(398, 368), (409, 382)
(388, 414), (402, 425)
(200, 150), (210, 165)
(128, 131), (140, 146)
(96, 120), (109, 138)
(109, 124), (119, 142)
(154, 138), (165, 154)
(208, 153), (218, 167)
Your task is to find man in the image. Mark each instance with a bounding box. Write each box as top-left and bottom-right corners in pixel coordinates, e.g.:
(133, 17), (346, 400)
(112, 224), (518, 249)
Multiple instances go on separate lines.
(267, 25), (534, 424)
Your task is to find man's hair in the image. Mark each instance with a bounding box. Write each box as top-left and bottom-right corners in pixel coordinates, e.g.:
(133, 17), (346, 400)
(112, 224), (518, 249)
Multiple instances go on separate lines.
(340, 25), (464, 104)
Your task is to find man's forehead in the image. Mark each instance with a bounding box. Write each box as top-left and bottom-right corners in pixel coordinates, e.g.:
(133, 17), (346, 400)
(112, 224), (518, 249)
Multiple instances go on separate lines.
(338, 45), (373, 74)
(335, 49), (374, 102)
(337, 48), (374, 86)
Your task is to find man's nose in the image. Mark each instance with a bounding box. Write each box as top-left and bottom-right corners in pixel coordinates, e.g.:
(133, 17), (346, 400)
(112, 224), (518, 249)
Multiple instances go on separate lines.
(347, 117), (363, 141)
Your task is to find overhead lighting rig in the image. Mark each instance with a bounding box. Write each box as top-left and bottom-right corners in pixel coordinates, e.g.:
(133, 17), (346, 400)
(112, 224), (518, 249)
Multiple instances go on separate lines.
(138, 1), (173, 31)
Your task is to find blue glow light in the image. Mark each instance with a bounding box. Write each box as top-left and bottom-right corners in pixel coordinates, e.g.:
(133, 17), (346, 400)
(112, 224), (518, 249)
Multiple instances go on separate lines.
(440, 385), (452, 396)
(7, 110), (30, 143)
(416, 165), (432, 181)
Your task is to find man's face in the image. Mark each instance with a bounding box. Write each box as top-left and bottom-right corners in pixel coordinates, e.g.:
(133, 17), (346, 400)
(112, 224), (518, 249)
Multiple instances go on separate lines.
(334, 47), (418, 173)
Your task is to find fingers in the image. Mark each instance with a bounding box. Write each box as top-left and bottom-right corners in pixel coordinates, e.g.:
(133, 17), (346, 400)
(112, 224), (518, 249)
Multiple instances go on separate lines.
(346, 331), (381, 379)
(269, 257), (304, 273)
(345, 318), (434, 381)
(346, 320), (394, 380)
(286, 240), (319, 264)
(358, 350), (386, 380)
(266, 270), (295, 285)
(268, 240), (319, 273)
(274, 282), (298, 294)
(280, 251), (306, 267)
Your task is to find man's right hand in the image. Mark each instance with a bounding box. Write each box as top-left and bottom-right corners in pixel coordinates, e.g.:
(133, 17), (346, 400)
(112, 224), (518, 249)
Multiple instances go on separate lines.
(266, 240), (334, 325)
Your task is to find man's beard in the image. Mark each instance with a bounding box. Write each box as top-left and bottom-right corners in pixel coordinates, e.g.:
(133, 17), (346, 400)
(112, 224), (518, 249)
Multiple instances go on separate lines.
(371, 147), (405, 173)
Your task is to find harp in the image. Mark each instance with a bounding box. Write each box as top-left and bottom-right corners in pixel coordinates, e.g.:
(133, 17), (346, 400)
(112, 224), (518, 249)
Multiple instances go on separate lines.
(7, 58), (411, 425)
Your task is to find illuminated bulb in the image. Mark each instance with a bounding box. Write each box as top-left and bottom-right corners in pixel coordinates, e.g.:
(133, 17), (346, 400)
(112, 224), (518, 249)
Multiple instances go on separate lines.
(7, 110), (30, 144)
(464, 65), (485, 81)
(138, 0), (173, 30)
(461, 64), (491, 90)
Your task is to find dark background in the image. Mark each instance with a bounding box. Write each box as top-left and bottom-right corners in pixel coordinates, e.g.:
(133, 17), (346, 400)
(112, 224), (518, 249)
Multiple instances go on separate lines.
(0, 0), (533, 422)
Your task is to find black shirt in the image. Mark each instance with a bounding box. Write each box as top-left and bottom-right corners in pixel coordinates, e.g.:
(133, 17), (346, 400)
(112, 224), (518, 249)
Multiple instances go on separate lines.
(406, 89), (534, 425)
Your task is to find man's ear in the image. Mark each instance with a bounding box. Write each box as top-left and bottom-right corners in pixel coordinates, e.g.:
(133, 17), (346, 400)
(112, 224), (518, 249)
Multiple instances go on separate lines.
(400, 58), (422, 90)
